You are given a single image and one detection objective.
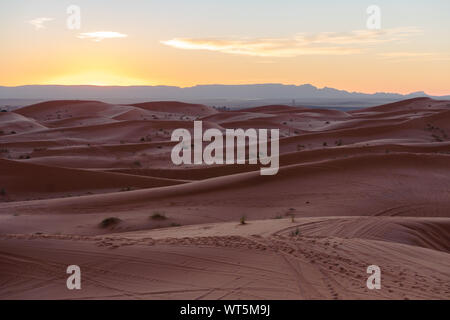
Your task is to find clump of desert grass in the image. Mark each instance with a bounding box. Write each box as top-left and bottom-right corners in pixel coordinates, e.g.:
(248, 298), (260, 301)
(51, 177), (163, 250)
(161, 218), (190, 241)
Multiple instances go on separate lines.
(150, 212), (167, 221)
(290, 228), (300, 237)
(99, 217), (121, 228)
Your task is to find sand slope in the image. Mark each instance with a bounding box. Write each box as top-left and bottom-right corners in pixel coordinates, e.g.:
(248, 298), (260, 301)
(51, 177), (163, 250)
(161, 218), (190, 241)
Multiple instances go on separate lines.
(0, 98), (449, 300)
(0, 158), (185, 200)
(0, 217), (448, 300)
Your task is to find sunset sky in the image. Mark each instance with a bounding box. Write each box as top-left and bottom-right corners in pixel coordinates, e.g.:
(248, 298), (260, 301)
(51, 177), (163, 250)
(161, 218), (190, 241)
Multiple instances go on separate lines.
(0, 0), (449, 95)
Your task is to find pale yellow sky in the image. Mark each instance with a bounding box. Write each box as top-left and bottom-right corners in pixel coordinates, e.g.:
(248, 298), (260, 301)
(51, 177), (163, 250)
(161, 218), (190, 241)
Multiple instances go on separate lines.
(1, 0), (449, 95)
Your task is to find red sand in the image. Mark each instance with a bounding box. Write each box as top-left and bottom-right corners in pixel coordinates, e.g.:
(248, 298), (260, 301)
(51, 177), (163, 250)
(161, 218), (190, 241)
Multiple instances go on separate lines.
(0, 97), (449, 300)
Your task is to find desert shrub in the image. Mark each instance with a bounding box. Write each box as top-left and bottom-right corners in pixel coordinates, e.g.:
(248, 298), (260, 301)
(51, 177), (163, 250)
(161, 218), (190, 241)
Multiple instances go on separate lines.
(151, 212), (167, 220)
(133, 160), (142, 167)
(99, 217), (121, 228)
(0, 188), (6, 196)
(432, 134), (443, 142)
(290, 228), (300, 237)
(240, 215), (247, 225)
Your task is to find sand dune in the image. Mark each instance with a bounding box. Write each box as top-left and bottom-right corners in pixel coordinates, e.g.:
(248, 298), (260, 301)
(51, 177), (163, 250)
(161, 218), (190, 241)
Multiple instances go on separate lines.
(0, 98), (449, 300)
(1, 152), (449, 236)
(132, 101), (217, 117)
(200, 111), (273, 124)
(45, 116), (120, 128)
(14, 100), (133, 121)
(350, 97), (450, 114)
(0, 112), (48, 135)
(282, 217), (450, 253)
(0, 217), (448, 299)
(235, 105), (307, 114)
(0, 158), (185, 201)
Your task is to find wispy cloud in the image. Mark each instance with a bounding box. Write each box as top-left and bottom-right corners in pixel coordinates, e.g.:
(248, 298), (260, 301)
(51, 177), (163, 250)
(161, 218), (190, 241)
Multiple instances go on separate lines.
(162, 38), (361, 57)
(27, 17), (54, 30)
(162, 27), (423, 58)
(77, 31), (128, 42)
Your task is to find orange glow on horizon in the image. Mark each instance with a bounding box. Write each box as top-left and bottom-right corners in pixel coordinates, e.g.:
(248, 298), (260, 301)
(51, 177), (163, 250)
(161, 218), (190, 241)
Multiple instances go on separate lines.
(41, 71), (153, 87)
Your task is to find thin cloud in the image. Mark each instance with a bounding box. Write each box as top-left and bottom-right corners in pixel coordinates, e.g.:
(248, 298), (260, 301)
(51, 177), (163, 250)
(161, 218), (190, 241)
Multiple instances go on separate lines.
(77, 31), (128, 42)
(28, 17), (54, 30)
(162, 38), (361, 57)
(162, 27), (423, 58)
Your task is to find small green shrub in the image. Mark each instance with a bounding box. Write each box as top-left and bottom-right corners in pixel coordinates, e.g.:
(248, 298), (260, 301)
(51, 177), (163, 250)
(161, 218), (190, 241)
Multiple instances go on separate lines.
(133, 160), (142, 167)
(99, 217), (121, 228)
(151, 212), (167, 220)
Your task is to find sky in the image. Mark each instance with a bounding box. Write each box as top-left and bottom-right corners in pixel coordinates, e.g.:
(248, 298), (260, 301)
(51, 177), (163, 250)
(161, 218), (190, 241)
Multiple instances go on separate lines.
(0, 0), (449, 95)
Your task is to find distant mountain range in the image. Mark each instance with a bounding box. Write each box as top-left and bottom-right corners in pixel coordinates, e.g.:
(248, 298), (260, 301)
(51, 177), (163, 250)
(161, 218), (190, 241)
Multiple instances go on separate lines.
(0, 84), (449, 109)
